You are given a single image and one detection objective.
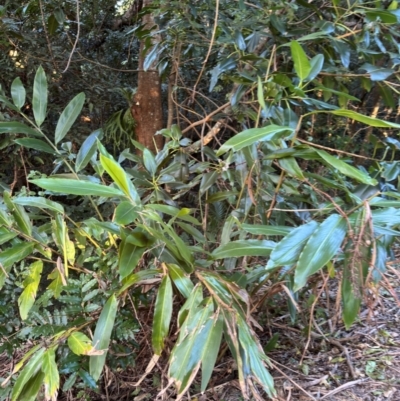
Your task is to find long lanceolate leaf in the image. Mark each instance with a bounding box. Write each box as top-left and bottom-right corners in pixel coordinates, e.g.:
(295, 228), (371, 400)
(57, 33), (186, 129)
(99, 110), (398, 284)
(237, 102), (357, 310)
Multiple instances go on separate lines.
(169, 298), (214, 397)
(290, 40), (311, 82)
(266, 220), (318, 270)
(11, 348), (45, 401)
(89, 295), (118, 381)
(42, 348), (60, 401)
(30, 178), (125, 198)
(217, 125), (293, 156)
(32, 66), (48, 127)
(55, 92), (85, 144)
(294, 214), (347, 291)
(152, 275), (173, 355)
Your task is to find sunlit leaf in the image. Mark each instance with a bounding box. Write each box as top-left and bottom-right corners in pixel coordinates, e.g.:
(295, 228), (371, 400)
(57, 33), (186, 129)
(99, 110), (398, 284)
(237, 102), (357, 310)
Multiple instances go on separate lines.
(55, 92), (85, 144)
(18, 260), (43, 320)
(32, 66), (48, 127)
(68, 332), (93, 355)
(75, 130), (101, 172)
(290, 40), (311, 81)
(11, 77), (26, 109)
(42, 348), (59, 400)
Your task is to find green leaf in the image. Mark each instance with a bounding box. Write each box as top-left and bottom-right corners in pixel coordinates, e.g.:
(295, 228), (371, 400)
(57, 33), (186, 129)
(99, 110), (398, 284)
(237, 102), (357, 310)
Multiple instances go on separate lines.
(290, 40), (311, 81)
(30, 178), (125, 198)
(316, 149), (377, 185)
(119, 242), (146, 280)
(55, 92), (85, 144)
(146, 204), (201, 225)
(11, 77), (26, 109)
(11, 348), (45, 401)
(342, 267), (361, 329)
(0, 243), (34, 289)
(114, 201), (138, 225)
(212, 240), (275, 259)
(75, 130), (101, 172)
(278, 156), (305, 179)
(267, 220), (318, 269)
(42, 348), (59, 400)
(16, 371), (45, 401)
(13, 196), (64, 214)
(305, 54), (324, 81)
(47, 13), (59, 35)
(152, 275), (173, 355)
(0, 226), (17, 245)
(167, 264), (194, 298)
(18, 260), (43, 320)
(331, 109), (400, 129)
(68, 332), (93, 355)
(294, 214), (347, 291)
(89, 294), (118, 381)
(100, 154), (140, 203)
(217, 125), (293, 156)
(0, 122), (43, 137)
(169, 298), (214, 394)
(47, 269), (64, 298)
(32, 66), (48, 127)
(200, 170), (218, 194)
(143, 148), (157, 176)
(14, 138), (57, 155)
(117, 269), (160, 295)
(200, 315), (223, 392)
(241, 224), (292, 236)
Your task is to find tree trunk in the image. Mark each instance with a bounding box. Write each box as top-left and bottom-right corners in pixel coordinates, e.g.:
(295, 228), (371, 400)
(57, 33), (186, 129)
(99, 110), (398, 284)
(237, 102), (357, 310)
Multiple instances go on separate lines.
(131, 0), (164, 153)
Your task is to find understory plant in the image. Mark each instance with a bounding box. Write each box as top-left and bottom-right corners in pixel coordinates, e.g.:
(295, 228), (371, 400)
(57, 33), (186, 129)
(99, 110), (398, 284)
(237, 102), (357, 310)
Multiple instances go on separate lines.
(1, 59), (400, 401)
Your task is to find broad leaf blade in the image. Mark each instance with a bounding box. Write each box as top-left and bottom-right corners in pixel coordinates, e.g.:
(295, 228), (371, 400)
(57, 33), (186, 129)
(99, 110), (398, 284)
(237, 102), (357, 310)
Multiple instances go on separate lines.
(89, 295), (118, 381)
(119, 242), (145, 280)
(55, 92), (85, 144)
(11, 77), (26, 109)
(75, 130), (101, 172)
(11, 348), (45, 401)
(42, 348), (60, 401)
(13, 196), (64, 214)
(167, 263), (194, 298)
(217, 125), (292, 156)
(294, 214), (347, 291)
(30, 178), (125, 198)
(331, 109), (400, 129)
(200, 314), (223, 392)
(267, 220), (318, 269)
(14, 138), (57, 155)
(0, 243), (34, 289)
(68, 332), (93, 355)
(316, 149), (377, 185)
(0, 122), (43, 138)
(18, 261), (43, 320)
(212, 240), (275, 259)
(290, 40), (311, 81)
(32, 66), (48, 127)
(152, 275), (173, 355)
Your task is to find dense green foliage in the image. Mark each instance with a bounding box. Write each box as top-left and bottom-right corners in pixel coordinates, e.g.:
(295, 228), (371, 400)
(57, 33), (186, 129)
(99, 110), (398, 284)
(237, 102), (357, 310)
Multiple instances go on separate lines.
(1, 0), (400, 400)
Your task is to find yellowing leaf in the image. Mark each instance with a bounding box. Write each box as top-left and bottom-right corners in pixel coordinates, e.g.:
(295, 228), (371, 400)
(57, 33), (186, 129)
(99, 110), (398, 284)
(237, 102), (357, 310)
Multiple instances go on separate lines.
(18, 261), (43, 320)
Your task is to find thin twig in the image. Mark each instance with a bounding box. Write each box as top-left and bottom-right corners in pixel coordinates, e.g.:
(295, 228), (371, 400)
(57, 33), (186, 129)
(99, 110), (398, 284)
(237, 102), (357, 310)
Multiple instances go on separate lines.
(63, 0), (81, 73)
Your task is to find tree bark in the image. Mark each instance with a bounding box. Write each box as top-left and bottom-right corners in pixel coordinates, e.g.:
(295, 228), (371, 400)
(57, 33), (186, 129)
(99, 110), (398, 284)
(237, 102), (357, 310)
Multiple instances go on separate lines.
(130, 0), (164, 153)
